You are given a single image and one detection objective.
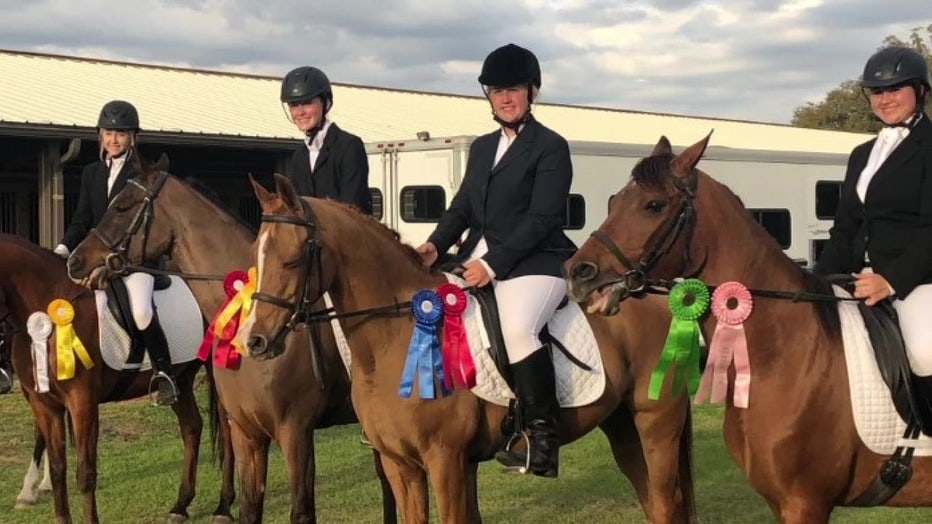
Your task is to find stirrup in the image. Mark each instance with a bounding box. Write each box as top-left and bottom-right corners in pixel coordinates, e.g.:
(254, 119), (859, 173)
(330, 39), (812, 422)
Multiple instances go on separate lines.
(149, 371), (178, 406)
(494, 430), (533, 475)
(0, 368), (12, 394)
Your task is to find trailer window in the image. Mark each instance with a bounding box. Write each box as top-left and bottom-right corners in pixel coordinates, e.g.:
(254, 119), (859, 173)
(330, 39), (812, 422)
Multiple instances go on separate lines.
(563, 194), (586, 230)
(815, 181), (842, 220)
(748, 208), (791, 249)
(400, 186), (445, 223)
(369, 188), (383, 220)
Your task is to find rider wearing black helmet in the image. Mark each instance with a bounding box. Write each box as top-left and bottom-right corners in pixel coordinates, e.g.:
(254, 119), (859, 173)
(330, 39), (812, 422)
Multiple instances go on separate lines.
(815, 46), (932, 433)
(280, 66), (371, 214)
(56, 100), (179, 406)
(416, 44), (576, 478)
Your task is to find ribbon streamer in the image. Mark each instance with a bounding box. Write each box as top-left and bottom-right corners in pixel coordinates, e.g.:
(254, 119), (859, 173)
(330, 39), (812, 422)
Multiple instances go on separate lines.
(27, 312), (53, 393)
(399, 290), (450, 399)
(696, 281), (753, 408)
(649, 279), (709, 400)
(47, 299), (94, 381)
(437, 283), (476, 390)
(198, 268), (255, 369)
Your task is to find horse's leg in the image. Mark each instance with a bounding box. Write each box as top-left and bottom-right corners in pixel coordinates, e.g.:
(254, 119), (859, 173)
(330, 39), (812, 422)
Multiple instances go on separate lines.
(15, 423), (48, 507)
(379, 455), (429, 524)
(167, 376), (203, 522)
(777, 498), (832, 524)
(229, 419), (271, 524)
(631, 396), (690, 524)
(424, 451), (469, 524)
(68, 400), (101, 524)
(465, 460), (481, 524)
(277, 420), (317, 524)
(371, 449), (398, 524)
(40, 445), (53, 492)
(210, 391), (236, 524)
(32, 402), (71, 524)
(598, 405), (651, 510)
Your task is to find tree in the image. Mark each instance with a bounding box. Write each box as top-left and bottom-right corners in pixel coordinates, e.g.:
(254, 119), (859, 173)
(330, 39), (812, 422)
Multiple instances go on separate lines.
(792, 25), (932, 133)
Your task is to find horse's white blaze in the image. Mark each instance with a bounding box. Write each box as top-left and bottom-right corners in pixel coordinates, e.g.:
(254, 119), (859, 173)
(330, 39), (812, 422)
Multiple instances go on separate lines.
(239, 230), (269, 345)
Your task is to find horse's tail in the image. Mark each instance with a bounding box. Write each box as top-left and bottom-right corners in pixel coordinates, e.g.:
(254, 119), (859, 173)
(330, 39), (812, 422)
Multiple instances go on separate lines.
(678, 402), (697, 523)
(205, 367), (223, 466)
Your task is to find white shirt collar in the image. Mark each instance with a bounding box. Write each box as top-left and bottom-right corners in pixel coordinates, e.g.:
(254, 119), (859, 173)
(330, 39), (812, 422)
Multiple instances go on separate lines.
(304, 119), (333, 152)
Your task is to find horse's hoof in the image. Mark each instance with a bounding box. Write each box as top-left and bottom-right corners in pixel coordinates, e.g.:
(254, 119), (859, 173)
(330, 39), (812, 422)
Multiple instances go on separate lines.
(37, 484), (53, 494)
(209, 515), (233, 524)
(167, 513), (188, 524)
(15, 497), (37, 509)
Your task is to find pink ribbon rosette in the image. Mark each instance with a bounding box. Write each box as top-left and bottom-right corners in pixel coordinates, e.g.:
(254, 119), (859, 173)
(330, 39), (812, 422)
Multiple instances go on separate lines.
(437, 283), (476, 390)
(695, 281), (753, 408)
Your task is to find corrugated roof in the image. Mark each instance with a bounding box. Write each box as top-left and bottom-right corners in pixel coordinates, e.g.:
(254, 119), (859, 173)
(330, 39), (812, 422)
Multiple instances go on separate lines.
(0, 48), (871, 153)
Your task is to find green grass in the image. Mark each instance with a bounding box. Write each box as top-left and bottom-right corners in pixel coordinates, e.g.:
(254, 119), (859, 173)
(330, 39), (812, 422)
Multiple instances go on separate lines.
(1, 379), (931, 523)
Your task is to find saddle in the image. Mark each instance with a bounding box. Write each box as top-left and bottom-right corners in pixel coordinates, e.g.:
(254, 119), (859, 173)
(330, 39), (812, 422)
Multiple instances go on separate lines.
(830, 275), (927, 431)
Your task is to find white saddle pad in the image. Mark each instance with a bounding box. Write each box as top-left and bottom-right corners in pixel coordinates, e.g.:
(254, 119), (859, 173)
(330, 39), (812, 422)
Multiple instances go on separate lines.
(444, 274), (605, 407)
(837, 285), (932, 455)
(95, 276), (204, 371)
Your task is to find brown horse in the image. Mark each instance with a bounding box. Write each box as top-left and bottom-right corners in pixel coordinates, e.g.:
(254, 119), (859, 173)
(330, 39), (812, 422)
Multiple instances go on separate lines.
(66, 169), (397, 523)
(0, 233), (235, 524)
(565, 134), (932, 522)
(240, 173), (696, 524)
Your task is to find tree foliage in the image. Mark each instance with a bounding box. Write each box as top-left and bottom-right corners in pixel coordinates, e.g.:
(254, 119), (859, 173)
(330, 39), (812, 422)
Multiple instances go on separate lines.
(792, 25), (932, 133)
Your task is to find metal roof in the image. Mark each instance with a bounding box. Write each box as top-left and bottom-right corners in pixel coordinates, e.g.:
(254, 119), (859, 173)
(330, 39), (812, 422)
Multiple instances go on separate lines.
(0, 48), (871, 153)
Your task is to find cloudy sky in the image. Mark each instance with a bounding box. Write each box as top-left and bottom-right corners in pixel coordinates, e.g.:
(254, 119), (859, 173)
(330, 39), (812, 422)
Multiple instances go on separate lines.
(2, 0), (930, 124)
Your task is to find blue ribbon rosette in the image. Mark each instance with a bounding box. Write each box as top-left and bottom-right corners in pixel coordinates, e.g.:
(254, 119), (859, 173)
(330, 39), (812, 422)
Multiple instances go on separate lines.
(399, 289), (450, 399)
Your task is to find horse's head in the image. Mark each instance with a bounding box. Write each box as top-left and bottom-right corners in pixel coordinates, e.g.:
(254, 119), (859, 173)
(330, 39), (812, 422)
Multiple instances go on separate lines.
(68, 156), (174, 289)
(565, 133), (712, 315)
(241, 173), (334, 360)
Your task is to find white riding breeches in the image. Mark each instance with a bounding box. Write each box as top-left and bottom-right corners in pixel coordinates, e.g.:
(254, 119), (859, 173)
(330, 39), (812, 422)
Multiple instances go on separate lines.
(492, 275), (566, 363)
(123, 272), (156, 330)
(893, 282), (932, 377)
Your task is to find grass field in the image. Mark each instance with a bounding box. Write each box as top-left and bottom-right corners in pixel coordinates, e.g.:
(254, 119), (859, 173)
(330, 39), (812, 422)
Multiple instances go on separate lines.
(1, 377), (931, 523)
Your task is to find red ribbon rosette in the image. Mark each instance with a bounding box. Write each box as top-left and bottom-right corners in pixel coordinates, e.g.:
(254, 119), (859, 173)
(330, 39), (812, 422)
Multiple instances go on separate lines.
(695, 281), (753, 408)
(198, 269), (250, 369)
(437, 283), (476, 390)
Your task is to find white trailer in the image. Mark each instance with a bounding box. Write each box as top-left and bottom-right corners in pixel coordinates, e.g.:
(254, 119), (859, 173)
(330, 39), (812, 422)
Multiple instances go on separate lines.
(365, 136), (850, 268)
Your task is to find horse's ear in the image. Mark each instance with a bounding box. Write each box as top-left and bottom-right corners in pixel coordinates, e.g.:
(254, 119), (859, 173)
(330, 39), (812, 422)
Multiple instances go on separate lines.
(652, 136), (673, 156)
(155, 153), (170, 172)
(671, 130), (713, 179)
(273, 173), (303, 213)
(249, 174), (274, 209)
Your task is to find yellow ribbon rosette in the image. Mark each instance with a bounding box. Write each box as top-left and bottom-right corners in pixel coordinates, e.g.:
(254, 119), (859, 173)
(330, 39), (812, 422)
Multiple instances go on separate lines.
(212, 266), (257, 354)
(47, 299), (95, 380)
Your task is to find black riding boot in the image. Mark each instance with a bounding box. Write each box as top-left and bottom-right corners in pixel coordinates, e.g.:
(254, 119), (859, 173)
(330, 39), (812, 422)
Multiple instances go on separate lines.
(494, 347), (560, 478)
(141, 315), (178, 406)
(911, 374), (932, 436)
(0, 367), (11, 394)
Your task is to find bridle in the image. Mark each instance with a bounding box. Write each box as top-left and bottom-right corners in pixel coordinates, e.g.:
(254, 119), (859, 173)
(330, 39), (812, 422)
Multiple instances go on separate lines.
(89, 172), (170, 275)
(589, 170), (699, 296)
(251, 199), (325, 355)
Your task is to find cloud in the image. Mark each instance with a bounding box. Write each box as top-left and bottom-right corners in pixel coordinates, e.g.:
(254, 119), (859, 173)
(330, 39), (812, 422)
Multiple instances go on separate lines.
(0, 0), (930, 123)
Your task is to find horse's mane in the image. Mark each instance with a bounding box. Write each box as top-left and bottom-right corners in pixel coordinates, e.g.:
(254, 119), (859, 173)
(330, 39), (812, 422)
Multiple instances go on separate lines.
(179, 176), (258, 234)
(325, 200), (434, 274)
(631, 152), (676, 190)
(0, 232), (57, 258)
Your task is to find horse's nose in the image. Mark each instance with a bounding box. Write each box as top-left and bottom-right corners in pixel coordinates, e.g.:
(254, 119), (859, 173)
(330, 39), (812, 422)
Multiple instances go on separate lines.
(247, 335), (268, 358)
(569, 261), (599, 282)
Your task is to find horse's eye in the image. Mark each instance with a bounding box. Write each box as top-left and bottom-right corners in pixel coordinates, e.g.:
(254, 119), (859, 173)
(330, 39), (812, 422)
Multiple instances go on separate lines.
(645, 200), (667, 213)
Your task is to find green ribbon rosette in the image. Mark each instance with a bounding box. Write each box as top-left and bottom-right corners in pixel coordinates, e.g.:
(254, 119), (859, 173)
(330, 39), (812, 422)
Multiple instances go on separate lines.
(648, 278), (710, 400)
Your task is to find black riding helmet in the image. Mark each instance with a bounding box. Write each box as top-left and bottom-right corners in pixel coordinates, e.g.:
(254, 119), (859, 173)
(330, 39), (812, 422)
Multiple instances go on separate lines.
(479, 44), (541, 129)
(281, 66), (333, 112)
(97, 100), (140, 131)
(861, 46), (930, 110)
(478, 43), (542, 92)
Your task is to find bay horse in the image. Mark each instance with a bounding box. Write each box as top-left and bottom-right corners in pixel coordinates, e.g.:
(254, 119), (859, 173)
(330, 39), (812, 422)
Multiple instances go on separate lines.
(564, 134), (932, 522)
(240, 173), (697, 524)
(65, 168), (397, 523)
(0, 233), (235, 524)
